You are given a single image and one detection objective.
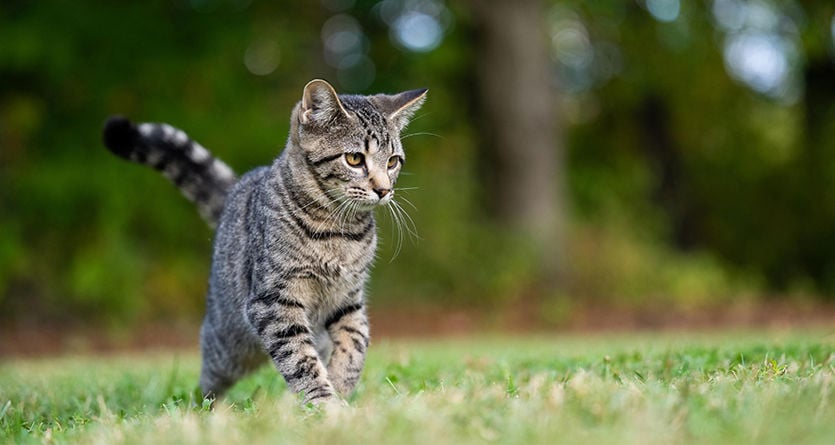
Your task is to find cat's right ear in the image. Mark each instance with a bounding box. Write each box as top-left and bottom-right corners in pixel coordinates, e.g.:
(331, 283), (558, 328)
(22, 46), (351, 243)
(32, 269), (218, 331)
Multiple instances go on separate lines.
(300, 79), (349, 126)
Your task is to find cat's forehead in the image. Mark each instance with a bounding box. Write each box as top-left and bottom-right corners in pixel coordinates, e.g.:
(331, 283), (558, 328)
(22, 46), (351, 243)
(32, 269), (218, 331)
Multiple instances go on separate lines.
(339, 95), (388, 131)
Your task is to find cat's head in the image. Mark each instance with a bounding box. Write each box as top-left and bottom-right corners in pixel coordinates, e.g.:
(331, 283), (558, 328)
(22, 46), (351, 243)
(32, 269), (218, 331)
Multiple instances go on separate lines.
(292, 79), (427, 211)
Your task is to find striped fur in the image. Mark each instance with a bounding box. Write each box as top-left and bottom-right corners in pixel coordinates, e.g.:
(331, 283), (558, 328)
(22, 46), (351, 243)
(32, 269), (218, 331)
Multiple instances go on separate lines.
(104, 80), (427, 405)
(102, 116), (237, 227)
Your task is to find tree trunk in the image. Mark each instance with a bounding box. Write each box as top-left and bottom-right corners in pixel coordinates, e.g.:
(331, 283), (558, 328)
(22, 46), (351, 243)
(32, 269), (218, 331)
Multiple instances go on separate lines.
(796, 57), (835, 288)
(638, 93), (700, 250)
(471, 0), (565, 278)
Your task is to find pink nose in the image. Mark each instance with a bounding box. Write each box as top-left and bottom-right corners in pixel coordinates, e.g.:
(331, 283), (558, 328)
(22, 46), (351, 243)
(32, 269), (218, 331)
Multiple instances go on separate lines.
(374, 188), (392, 199)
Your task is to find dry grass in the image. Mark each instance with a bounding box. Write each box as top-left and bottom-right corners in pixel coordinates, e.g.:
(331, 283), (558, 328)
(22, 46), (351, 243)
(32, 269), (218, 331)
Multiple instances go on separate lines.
(2, 331), (834, 444)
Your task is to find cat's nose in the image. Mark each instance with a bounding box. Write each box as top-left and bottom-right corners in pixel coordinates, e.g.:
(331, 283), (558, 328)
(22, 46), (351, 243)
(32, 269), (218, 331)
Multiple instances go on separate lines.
(373, 187), (392, 199)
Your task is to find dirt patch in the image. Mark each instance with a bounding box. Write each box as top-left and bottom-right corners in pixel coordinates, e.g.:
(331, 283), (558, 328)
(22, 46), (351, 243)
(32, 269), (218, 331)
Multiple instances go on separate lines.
(2, 301), (834, 358)
(370, 299), (835, 336)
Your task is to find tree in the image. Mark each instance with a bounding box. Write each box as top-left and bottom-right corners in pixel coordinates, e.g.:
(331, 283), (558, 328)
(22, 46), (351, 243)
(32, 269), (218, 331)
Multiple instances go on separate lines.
(470, 0), (566, 279)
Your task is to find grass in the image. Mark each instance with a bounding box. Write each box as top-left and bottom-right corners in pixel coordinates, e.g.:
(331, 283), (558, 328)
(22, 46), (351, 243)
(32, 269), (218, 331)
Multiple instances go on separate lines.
(1, 330), (834, 444)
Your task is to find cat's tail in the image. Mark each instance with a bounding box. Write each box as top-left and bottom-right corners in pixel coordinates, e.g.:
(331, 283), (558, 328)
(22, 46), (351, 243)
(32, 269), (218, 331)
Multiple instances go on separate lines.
(102, 116), (237, 228)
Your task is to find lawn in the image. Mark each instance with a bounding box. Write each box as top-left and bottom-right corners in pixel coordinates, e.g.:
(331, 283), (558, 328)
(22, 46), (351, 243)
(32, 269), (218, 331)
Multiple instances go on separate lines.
(1, 330), (833, 444)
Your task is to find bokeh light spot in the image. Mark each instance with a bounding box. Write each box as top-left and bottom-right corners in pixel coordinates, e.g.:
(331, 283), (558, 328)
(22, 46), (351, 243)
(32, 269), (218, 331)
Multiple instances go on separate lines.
(713, 0), (746, 31)
(646, 0), (680, 23)
(244, 40), (280, 76)
(392, 11), (442, 52)
(552, 22), (593, 69)
(724, 32), (788, 95)
(321, 14), (365, 68)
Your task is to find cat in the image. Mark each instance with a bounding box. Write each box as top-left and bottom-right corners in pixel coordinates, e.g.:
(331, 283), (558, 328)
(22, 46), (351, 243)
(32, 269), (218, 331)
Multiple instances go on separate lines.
(102, 79), (427, 405)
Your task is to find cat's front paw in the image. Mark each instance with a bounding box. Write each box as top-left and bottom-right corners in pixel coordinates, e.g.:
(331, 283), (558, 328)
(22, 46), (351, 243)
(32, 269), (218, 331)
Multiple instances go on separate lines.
(304, 393), (349, 413)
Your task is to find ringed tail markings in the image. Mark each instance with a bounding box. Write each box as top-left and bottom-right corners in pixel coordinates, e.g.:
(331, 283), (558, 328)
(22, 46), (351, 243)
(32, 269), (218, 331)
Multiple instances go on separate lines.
(101, 116), (237, 228)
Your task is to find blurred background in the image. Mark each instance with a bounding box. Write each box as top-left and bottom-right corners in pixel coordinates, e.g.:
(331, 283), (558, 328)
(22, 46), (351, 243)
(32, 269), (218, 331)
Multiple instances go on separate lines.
(2, 0), (835, 349)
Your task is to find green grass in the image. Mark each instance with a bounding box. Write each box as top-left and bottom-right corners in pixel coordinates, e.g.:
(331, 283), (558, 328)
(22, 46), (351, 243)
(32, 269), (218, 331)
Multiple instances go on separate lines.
(1, 330), (834, 444)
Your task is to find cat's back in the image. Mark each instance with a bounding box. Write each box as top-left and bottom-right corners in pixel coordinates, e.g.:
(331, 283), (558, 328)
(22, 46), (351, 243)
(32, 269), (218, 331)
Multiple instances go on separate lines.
(216, 165), (270, 234)
(210, 166), (269, 295)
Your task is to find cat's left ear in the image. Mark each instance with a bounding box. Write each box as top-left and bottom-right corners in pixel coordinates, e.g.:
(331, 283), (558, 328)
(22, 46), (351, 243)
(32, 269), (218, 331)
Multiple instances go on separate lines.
(300, 79), (349, 126)
(373, 88), (428, 131)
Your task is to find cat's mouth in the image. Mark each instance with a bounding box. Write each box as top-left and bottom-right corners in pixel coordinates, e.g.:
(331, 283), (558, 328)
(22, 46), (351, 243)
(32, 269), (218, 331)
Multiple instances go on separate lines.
(376, 193), (394, 207)
(337, 187), (393, 211)
(349, 195), (391, 211)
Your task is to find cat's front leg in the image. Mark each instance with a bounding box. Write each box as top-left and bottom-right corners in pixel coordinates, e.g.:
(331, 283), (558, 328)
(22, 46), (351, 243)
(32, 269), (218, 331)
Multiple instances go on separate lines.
(246, 281), (337, 404)
(324, 293), (370, 397)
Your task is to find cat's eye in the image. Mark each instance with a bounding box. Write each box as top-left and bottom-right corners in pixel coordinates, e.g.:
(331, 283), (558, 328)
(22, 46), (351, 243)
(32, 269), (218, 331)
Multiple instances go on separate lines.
(387, 156), (401, 169)
(345, 152), (365, 167)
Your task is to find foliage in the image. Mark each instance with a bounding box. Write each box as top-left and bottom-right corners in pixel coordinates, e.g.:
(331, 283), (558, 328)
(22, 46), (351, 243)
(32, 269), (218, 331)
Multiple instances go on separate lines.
(1, 332), (834, 444)
(560, 0), (835, 292)
(3, 0), (835, 324)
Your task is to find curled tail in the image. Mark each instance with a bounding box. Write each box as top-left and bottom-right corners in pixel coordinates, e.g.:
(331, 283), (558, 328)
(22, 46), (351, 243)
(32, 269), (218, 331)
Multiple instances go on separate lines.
(102, 116), (237, 228)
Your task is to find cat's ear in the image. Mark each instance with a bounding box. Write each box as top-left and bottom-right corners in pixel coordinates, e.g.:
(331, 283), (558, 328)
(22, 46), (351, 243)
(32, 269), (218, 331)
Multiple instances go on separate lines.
(374, 88), (428, 131)
(300, 79), (349, 126)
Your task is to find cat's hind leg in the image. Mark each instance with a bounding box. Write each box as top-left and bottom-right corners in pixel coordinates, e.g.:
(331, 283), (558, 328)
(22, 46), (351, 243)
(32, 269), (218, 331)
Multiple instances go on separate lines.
(199, 321), (265, 399)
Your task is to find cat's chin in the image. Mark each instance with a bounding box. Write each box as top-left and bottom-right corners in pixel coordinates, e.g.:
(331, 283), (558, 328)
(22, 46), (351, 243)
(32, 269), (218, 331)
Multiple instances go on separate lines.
(344, 197), (393, 212)
(352, 201), (380, 212)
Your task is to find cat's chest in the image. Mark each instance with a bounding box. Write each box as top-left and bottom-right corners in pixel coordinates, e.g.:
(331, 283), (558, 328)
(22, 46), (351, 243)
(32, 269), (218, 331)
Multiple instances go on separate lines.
(260, 210), (377, 300)
(310, 236), (375, 284)
(306, 240), (374, 318)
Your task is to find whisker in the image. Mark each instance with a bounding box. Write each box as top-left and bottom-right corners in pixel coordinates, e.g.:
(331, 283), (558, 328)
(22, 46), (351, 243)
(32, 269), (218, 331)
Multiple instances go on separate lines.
(391, 199), (419, 241)
(406, 111), (432, 124)
(400, 131), (443, 141)
(287, 187), (341, 219)
(313, 198), (351, 235)
(395, 195), (419, 211)
(334, 200), (350, 235)
(386, 204), (397, 255)
(387, 203), (404, 261)
(344, 200), (359, 235)
(394, 204), (410, 258)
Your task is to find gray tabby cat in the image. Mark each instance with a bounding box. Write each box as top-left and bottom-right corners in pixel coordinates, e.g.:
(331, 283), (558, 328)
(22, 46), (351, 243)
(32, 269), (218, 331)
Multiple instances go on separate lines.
(102, 79), (427, 404)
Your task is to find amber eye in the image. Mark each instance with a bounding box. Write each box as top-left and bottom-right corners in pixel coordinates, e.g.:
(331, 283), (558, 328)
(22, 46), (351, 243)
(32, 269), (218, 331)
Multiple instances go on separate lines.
(345, 152), (365, 167)
(387, 156), (401, 169)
